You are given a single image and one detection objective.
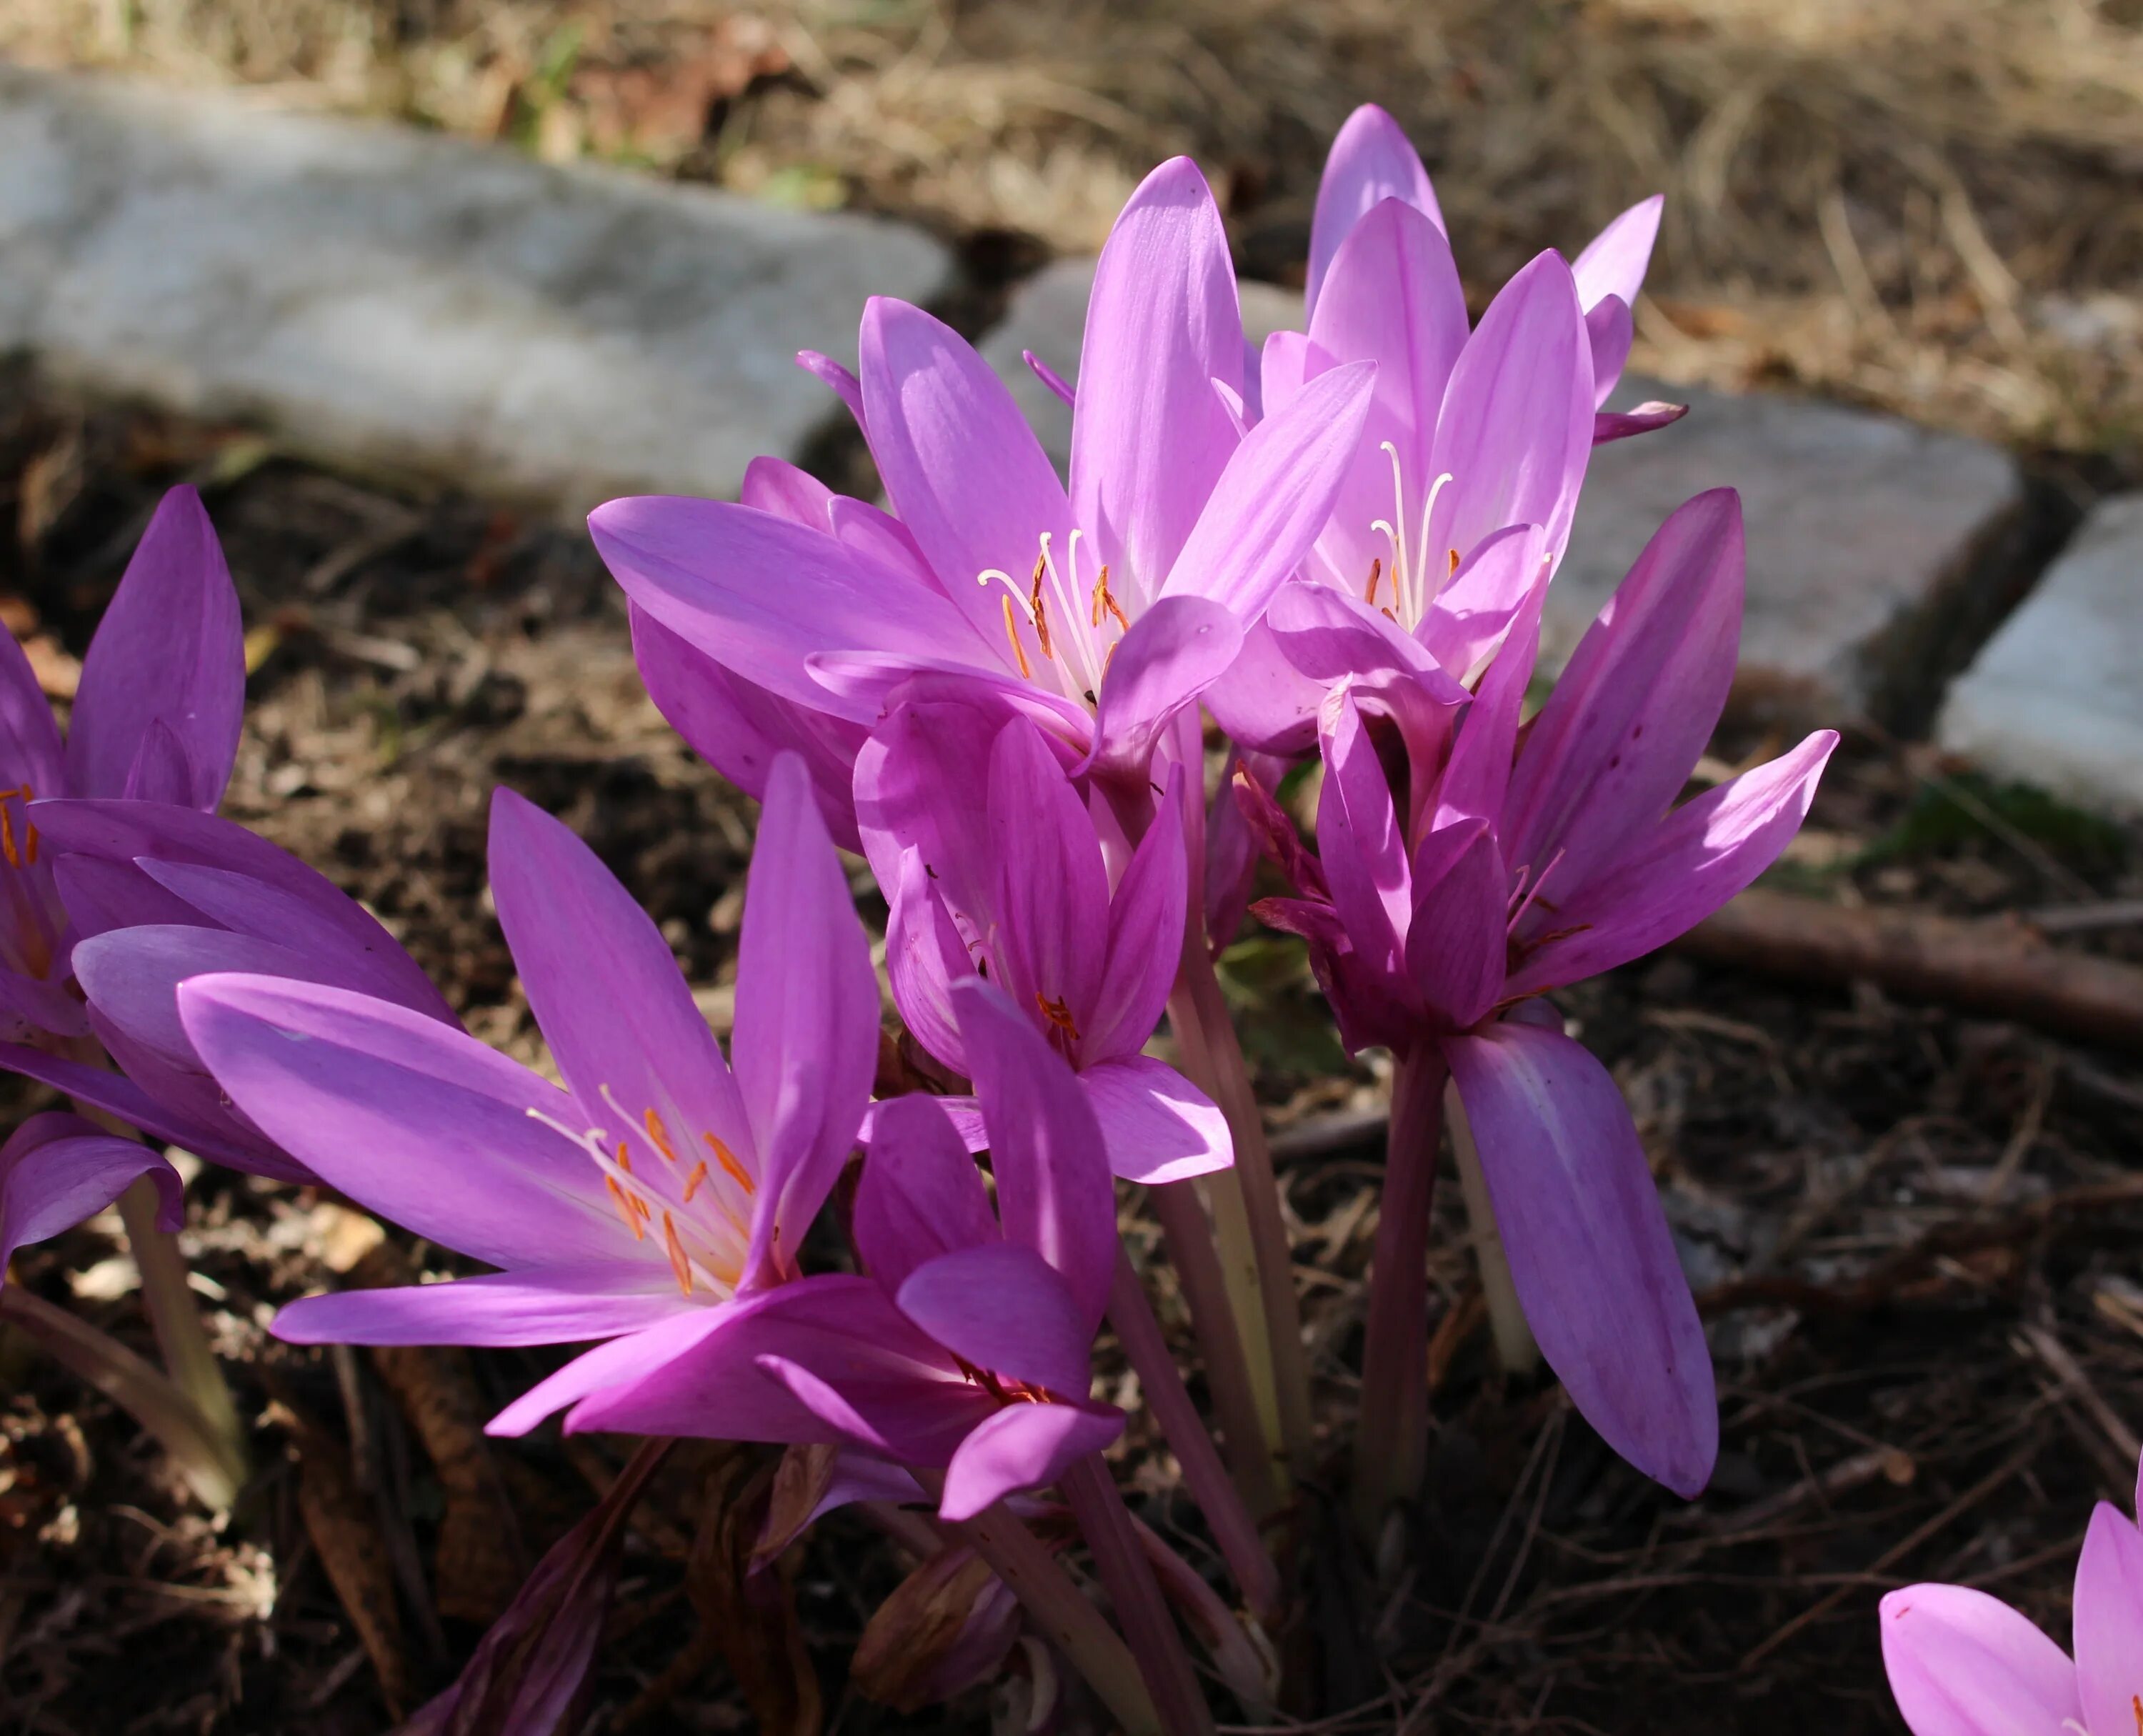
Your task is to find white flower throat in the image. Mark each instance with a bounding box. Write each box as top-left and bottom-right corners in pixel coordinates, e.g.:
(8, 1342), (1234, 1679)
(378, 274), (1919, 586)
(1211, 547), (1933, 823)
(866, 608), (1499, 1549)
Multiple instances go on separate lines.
(1364, 442), (1457, 632)
(976, 527), (1135, 707)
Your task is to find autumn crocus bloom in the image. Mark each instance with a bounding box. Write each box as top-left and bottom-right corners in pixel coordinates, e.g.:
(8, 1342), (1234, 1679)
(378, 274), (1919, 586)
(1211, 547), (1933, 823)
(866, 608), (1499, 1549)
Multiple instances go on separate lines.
(857, 701), (1228, 1184)
(591, 156), (1374, 807)
(175, 754), (877, 1427)
(1882, 1455), (2143, 1736)
(0, 486), (243, 1037)
(1252, 489), (1836, 1495)
(554, 979), (1124, 1525)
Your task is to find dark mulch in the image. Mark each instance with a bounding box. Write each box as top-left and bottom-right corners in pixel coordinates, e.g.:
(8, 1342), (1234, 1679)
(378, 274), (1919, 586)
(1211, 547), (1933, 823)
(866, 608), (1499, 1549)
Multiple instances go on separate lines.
(0, 369), (2137, 1736)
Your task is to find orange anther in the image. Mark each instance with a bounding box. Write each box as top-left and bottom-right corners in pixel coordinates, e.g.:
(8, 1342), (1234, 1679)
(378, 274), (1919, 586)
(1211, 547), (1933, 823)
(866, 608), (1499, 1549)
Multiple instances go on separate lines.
(1, 805), (18, 871)
(1034, 992), (1081, 1043)
(1029, 555), (1055, 660)
(614, 1139), (631, 1174)
(1364, 557), (1382, 605)
(1091, 564), (1129, 634)
(661, 1210), (693, 1295)
(643, 1109), (679, 1165)
(1448, 547), (1461, 577)
(704, 1132), (755, 1195)
(680, 1158), (710, 1202)
(1001, 596), (1031, 679)
(605, 1175), (646, 1240)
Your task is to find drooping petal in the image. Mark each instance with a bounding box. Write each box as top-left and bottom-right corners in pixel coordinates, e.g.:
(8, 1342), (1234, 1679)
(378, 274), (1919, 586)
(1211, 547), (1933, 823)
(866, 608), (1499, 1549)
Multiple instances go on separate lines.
(1082, 595), (1242, 782)
(274, 1264), (697, 1347)
(488, 788), (755, 1186)
(986, 718), (1109, 1040)
(734, 753), (880, 1285)
(1070, 156), (1245, 590)
(898, 1242), (1096, 1400)
(853, 1093), (999, 1297)
(2073, 1502), (2143, 1736)
(1079, 1054), (1231, 1185)
(630, 605), (866, 852)
(937, 1399), (1124, 1523)
(1500, 487), (1746, 892)
(590, 494), (994, 723)
(949, 979), (1116, 1332)
(1084, 764), (1187, 1061)
(1402, 821), (1507, 1030)
(66, 487), (244, 809)
(1571, 195), (1664, 316)
(1444, 1021), (1716, 1496)
(1510, 730), (1838, 994)
(1420, 252), (1594, 573)
(1307, 104), (1443, 316)
(1879, 1585), (2081, 1736)
(883, 848), (972, 1076)
(0, 1111), (182, 1272)
(1161, 360), (1377, 620)
(861, 296), (1074, 656)
(177, 974), (619, 1271)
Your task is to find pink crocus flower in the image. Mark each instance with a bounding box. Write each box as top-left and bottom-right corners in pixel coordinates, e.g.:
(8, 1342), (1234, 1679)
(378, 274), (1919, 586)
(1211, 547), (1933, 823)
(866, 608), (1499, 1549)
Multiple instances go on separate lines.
(591, 156), (1374, 817)
(0, 485), (244, 1037)
(175, 754), (879, 1431)
(1249, 489), (1836, 1494)
(557, 977), (1125, 1525)
(1882, 1455), (2143, 1736)
(857, 699), (1230, 1184)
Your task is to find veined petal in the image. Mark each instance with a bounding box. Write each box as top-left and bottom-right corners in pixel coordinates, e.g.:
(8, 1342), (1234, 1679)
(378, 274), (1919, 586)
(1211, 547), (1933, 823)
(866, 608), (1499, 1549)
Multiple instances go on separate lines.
(1201, 617), (1327, 757)
(1307, 104), (1444, 316)
(1432, 557), (1547, 827)
(2074, 1502), (2143, 1736)
(1070, 156), (1245, 588)
(734, 754), (879, 1287)
(66, 487), (244, 809)
(1084, 762), (1187, 1060)
(1445, 1021), (1716, 1495)
(986, 718), (1109, 1042)
(739, 454), (836, 527)
(1402, 821), (1507, 1029)
(0, 1111), (181, 1272)
(1879, 1585), (2081, 1736)
(1315, 686), (1412, 976)
(274, 1264), (697, 1347)
(1418, 521), (1552, 683)
(883, 847), (973, 1077)
(898, 1241), (1095, 1400)
(1079, 1054), (1231, 1185)
(938, 1400), (1124, 1523)
(1082, 595), (1242, 783)
(1571, 195), (1664, 316)
(854, 1092), (999, 1297)
(1594, 401), (1690, 444)
(0, 1035), (279, 1177)
(853, 697), (1006, 949)
(74, 924), (342, 1066)
(1582, 295), (1634, 409)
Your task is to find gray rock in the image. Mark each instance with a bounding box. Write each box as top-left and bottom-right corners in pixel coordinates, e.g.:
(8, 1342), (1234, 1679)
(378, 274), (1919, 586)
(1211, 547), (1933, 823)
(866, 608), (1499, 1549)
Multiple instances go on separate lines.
(981, 261), (2029, 732)
(1937, 494), (2143, 815)
(0, 67), (949, 512)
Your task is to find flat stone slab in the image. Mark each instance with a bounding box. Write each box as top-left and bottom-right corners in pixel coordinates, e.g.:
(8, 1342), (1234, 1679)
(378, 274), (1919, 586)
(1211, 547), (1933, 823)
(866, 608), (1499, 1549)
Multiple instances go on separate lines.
(1938, 493), (2143, 815)
(0, 67), (950, 512)
(983, 263), (2027, 731)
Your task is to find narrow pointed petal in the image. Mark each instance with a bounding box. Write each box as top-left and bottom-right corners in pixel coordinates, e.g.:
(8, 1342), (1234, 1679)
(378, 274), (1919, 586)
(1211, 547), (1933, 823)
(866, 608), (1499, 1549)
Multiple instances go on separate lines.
(0, 1112), (182, 1271)
(1161, 360), (1377, 620)
(1402, 822), (1507, 1029)
(1572, 195), (1664, 315)
(1084, 764), (1187, 1059)
(2074, 1502), (2143, 1736)
(1025, 349), (1077, 407)
(1315, 687), (1412, 973)
(489, 787), (754, 1175)
(1501, 487), (1746, 890)
(590, 494), (992, 723)
(1079, 1054), (1231, 1184)
(949, 979), (1116, 1332)
(1421, 252), (1594, 572)
(1433, 562), (1547, 826)
(274, 1265), (696, 1347)
(178, 974), (618, 1270)
(899, 1242), (1094, 1399)
(938, 1400), (1124, 1522)
(986, 719), (1109, 1036)
(739, 454), (836, 527)
(1582, 294), (1634, 408)
(66, 487), (244, 808)
(631, 605), (866, 852)
(1594, 401), (1689, 444)
(0, 629), (62, 798)
(796, 349), (868, 435)
(1070, 156), (1245, 587)
(1082, 594), (1241, 782)
(1511, 730), (1838, 993)
(488, 1303), (736, 1437)
(861, 297), (1073, 647)
(1444, 1022), (1716, 1495)
(1879, 1585), (2080, 1736)
(883, 848), (972, 1076)
(734, 754), (879, 1284)
(120, 720), (197, 805)
(854, 1092), (999, 1297)
(1307, 104), (1443, 315)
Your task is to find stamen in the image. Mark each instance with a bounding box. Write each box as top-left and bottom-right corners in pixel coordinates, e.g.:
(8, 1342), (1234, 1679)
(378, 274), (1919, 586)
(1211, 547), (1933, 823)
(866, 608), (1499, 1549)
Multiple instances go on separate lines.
(605, 1175), (646, 1239)
(1001, 595), (1031, 679)
(643, 1109), (680, 1165)
(1449, 547), (1461, 577)
(1034, 992), (1081, 1042)
(1, 805), (18, 871)
(1364, 557), (1382, 605)
(704, 1132), (756, 1195)
(1091, 564), (1129, 634)
(1414, 470), (1455, 616)
(661, 1210), (693, 1295)
(1507, 847), (1567, 933)
(680, 1158), (710, 1202)
(1028, 554), (1055, 660)
(615, 1139), (631, 1174)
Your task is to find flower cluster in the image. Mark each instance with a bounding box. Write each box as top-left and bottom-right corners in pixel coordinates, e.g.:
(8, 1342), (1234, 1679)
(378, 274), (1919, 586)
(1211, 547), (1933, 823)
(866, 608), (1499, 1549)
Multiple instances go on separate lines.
(0, 106), (1859, 1730)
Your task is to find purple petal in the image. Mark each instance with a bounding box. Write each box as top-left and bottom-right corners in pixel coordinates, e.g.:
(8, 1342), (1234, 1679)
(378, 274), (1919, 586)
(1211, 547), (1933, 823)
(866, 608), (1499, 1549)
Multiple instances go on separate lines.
(1025, 349), (1077, 408)
(1418, 521), (1553, 683)
(949, 979), (1116, 1332)
(0, 965), (91, 1041)
(898, 1241), (1095, 1399)
(1084, 595), (1243, 781)
(274, 1264), (696, 1347)
(1571, 196), (1664, 315)
(488, 787), (756, 1195)
(985, 717), (1109, 1042)
(853, 697), (1006, 942)
(1501, 488), (1746, 893)
(74, 924), (341, 1065)
(66, 487), (244, 809)
(1432, 559), (1547, 826)
(854, 1092), (999, 1297)
(938, 1400), (1124, 1522)
(1879, 1585), (2079, 1736)
(1201, 617), (1327, 757)
(177, 973), (619, 1271)
(796, 349), (868, 434)
(0, 1110), (182, 1271)
(1314, 687), (1411, 978)
(120, 720), (195, 805)
(1080, 1054), (1231, 1185)
(1307, 104), (1443, 316)
(1511, 730), (1838, 993)
(590, 494), (993, 723)
(883, 847), (972, 1076)
(1422, 252), (1594, 572)
(1445, 1021), (1716, 1495)
(0, 628), (62, 799)
(734, 753), (879, 1285)
(1402, 821), (1507, 1029)
(1582, 295), (1634, 409)
(2074, 1502), (2143, 1736)
(1084, 764), (1187, 1060)
(630, 605), (866, 852)
(1266, 578), (1469, 770)
(0, 1036), (275, 1177)
(739, 454), (836, 526)
(1594, 401), (1691, 444)
(1069, 156), (1245, 589)
(1161, 359), (1377, 620)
